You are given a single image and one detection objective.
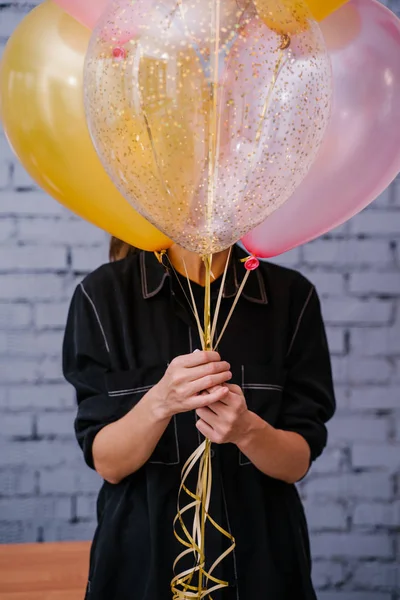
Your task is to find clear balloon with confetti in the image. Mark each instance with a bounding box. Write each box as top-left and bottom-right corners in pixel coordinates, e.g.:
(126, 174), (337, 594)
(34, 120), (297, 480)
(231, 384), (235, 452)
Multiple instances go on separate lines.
(84, 0), (332, 256)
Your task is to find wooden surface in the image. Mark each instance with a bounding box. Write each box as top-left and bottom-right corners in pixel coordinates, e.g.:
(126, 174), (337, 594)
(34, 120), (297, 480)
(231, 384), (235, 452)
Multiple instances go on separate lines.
(0, 542), (90, 600)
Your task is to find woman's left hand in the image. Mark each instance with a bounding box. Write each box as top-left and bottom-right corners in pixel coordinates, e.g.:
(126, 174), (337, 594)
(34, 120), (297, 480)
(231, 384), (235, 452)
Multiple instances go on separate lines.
(195, 384), (251, 445)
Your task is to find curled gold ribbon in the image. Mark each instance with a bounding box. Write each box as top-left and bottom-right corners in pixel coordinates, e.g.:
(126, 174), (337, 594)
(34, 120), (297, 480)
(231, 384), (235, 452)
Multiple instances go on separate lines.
(171, 440), (236, 599)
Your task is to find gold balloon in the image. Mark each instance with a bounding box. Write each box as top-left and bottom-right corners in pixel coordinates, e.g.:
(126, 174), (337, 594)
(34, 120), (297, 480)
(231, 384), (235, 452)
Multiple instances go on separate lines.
(255, 0), (350, 34)
(307, 0), (349, 21)
(0, 0), (171, 252)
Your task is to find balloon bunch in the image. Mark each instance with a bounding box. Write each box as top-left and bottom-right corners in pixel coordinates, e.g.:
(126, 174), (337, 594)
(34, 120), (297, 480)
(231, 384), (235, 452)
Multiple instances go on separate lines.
(2, 0), (400, 598)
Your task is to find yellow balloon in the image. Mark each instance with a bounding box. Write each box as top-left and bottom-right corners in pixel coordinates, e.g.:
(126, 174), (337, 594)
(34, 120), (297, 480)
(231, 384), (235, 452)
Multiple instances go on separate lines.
(306, 0), (349, 22)
(0, 0), (171, 252)
(255, 0), (350, 34)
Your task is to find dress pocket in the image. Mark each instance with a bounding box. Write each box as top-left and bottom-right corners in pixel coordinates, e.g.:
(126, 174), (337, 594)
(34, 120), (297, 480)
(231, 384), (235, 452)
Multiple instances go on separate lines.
(239, 364), (286, 466)
(105, 365), (180, 466)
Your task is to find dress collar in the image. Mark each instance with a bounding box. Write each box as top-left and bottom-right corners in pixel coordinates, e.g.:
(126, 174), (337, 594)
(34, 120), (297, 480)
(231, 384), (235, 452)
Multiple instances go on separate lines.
(139, 245), (268, 305)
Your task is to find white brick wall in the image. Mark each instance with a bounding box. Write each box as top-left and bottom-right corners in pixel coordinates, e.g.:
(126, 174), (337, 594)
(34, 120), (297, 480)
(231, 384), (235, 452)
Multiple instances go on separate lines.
(0, 1), (399, 598)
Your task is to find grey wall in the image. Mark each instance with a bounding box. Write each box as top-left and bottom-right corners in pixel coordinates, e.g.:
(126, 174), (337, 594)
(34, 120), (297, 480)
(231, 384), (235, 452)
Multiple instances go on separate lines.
(0, 1), (399, 598)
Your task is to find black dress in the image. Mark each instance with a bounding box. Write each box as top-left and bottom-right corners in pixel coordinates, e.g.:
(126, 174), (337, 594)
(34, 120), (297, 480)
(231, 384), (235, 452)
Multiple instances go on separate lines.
(63, 247), (336, 600)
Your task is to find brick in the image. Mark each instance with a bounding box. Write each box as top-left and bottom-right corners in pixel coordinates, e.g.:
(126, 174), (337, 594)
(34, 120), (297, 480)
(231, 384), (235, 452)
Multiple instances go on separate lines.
(0, 191), (66, 217)
(0, 521), (37, 544)
(0, 245), (67, 271)
(350, 326), (400, 358)
(38, 357), (64, 382)
(304, 502), (347, 532)
(350, 272), (400, 295)
(348, 357), (391, 385)
(72, 246), (108, 272)
(322, 298), (392, 325)
(12, 163), (37, 190)
(312, 561), (345, 589)
(76, 495), (97, 520)
(43, 520), (96, 542)
(34, 302), (70, 329)
(331, 358), (348, 384)
(352, 562), (400, 590)
(0, 358), (39, 383)
(351, 209), (400, 237)
(0, 497), (71, 521)
(40, 465), (101, 495)
(303, 240), (391, 268)
(348, 386), (399, 411)
(18, 218), (106, 246)
(267, 247), (301, 268)
(8, 384), (75, 411)
(0, 160), (10, 189)
(37, 412), (75, 437)
(326, 327), (346, 355)
(311, 449), (343, 475)
(0, 274), (64, 300)
(305, 473), (392, 501)
(0, 440), (81, 467)
(0, 413), (32, 437)
(353, 502), (400, 528)
(0, 330), (64, 358)
(0, 218), (15, 242)
(298, 270), (345, 297)
(311, 533), (392, 559)
(0, 7), (27, 38)
(352, 443), (400, 471)
(327, 415), (388, 443)
(331, 356), (392, 386)
(0, 469), (36, 496)
(0, 302), (32, 329)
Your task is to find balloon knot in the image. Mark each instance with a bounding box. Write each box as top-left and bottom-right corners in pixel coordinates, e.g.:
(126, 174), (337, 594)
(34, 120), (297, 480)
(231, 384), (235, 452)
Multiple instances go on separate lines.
(279, 34), (291, 50)
(154, 250), (167, 264)
(112, 47), (127, 60)
(241, 255), (260, 271)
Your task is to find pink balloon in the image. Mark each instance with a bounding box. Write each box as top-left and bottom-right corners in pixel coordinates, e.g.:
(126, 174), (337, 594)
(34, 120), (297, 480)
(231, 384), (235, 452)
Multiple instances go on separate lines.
(54, 0), (110, 29)
(242, 0), (400, 258)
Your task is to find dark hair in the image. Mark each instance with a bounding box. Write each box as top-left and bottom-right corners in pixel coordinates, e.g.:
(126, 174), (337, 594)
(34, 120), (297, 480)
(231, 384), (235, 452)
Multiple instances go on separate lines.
(109, 237), (138, 262)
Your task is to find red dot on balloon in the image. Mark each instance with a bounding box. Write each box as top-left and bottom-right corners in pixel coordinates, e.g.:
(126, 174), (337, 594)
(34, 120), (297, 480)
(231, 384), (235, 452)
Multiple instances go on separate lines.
(112, 47), (126, 60)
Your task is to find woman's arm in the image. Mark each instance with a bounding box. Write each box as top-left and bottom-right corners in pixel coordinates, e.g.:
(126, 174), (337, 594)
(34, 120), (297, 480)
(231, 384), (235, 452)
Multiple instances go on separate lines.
(237, 411), (311, 484)
(92, 352), (232, 484)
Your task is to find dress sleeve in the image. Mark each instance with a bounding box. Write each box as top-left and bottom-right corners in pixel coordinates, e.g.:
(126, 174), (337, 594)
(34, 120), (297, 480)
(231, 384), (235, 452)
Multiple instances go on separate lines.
(63, 283), (118, 469)
(277, 283), (336, 462)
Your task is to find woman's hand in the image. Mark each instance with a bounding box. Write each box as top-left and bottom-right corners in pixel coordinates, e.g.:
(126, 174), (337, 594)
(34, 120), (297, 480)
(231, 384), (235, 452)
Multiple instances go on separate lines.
(195, 384), (251, 445)
(148, 351), (232, 421)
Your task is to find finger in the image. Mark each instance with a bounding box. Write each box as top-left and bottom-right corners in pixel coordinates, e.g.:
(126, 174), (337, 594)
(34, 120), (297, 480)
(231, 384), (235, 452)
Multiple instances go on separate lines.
(197, 401), (229, 418)
(196, 418), (215, 440)
(188, 371), (232, 396)
(225, 383), (243, 396)
(196, 406), (218, 421)
(185, 360), (231, 383)
(186, 386), (229, 410)
(174, 351), (221, 368)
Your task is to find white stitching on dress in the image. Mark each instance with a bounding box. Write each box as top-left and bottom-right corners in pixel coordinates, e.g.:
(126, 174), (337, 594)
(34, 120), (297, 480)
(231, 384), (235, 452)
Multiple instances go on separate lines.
(80, 283), (110, 354)
(287, 285), (314, 358)
(108, 385), (153, 397)
(242, 384), (283, 392)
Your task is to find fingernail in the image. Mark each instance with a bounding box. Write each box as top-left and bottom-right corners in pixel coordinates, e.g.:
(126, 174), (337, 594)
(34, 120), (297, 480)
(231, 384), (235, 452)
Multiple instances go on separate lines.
(193, 349), (200, 353)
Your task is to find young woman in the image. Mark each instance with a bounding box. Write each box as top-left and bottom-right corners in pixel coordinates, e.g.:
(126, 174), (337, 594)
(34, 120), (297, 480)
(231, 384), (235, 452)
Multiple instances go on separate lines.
(63, 239), (335, 600)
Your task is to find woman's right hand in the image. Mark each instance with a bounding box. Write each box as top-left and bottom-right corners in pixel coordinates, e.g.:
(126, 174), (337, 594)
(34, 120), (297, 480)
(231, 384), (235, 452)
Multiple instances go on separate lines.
(148, 351), (232, 421)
